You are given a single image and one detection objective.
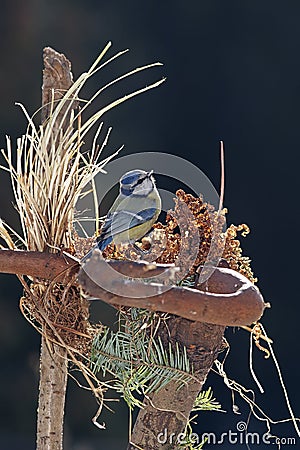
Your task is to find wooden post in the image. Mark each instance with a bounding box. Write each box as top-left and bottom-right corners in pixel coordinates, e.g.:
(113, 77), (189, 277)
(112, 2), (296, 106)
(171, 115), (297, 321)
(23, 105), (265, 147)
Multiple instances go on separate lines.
(36, 47), (74, 450)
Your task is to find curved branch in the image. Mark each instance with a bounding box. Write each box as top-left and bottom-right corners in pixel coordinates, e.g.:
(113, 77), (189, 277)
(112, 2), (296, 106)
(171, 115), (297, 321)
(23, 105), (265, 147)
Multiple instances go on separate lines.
(79, 253), (267, 326)
(0, 249), (268, 326)
(78, 258), (266, 326)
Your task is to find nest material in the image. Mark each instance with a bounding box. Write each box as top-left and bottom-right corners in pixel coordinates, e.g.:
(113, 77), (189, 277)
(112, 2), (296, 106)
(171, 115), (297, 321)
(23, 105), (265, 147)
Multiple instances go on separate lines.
(20, 279), (98, 357)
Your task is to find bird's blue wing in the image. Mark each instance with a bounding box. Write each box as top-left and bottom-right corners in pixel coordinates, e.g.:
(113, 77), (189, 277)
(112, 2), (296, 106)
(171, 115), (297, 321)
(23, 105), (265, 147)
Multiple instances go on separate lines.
(97, 208), (157, 249)
(99, 208), (157, 238)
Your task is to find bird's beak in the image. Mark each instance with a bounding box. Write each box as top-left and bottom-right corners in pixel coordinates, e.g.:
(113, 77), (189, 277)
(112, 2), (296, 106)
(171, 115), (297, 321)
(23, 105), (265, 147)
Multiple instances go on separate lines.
(147, 170), (154, 177)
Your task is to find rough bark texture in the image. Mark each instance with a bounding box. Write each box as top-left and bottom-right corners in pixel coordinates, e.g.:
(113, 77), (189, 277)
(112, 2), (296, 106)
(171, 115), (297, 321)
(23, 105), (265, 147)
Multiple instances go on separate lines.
(37, 339), (68, 450)
(41, 47), (75, 128)
(36, 46), (74, 450)
(127, 309), (225, 449)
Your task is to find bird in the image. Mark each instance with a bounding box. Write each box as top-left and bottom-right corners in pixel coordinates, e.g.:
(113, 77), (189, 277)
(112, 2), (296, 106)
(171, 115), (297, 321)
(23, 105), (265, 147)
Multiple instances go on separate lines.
(83, 169), (161, 259)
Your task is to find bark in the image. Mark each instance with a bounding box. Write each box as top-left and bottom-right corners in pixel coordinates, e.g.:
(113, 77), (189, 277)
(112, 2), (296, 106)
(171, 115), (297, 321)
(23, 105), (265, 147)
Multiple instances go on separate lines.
(0, 249), (78, 281)
(41, 47), (75, 128)
(36, 339), (68, 450)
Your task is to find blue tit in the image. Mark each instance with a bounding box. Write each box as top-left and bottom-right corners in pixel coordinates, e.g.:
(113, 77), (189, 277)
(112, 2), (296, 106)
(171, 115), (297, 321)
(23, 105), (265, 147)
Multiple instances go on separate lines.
(84, 169), (161, 258)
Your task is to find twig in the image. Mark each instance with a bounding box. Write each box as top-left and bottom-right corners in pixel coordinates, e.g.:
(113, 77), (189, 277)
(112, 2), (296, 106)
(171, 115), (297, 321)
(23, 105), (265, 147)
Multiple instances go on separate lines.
(218, 140), (225, 212)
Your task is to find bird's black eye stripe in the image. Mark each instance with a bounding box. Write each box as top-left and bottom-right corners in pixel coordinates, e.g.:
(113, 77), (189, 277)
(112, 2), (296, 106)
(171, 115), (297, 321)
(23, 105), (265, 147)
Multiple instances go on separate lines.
(133, 176), (147, 188)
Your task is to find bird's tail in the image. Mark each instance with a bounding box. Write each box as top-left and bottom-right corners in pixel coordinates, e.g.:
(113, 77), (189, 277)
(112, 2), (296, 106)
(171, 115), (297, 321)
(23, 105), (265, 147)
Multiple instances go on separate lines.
(97, 236), (113, 251)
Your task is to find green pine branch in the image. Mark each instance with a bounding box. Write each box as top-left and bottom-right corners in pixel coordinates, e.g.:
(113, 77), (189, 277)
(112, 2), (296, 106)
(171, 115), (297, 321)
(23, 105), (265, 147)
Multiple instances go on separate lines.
(90, 313), (197, 409)
(193, 387), (223, 412)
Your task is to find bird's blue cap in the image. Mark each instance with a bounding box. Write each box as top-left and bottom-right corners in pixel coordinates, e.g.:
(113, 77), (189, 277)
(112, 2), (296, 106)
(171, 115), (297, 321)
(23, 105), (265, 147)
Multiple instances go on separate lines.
(120, 169), (154, 196)
(120, 169), (152, 186)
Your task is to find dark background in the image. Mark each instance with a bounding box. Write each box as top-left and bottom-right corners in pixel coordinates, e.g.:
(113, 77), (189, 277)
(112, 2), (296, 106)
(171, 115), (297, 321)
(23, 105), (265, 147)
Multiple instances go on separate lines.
(0, 1), (299, 449)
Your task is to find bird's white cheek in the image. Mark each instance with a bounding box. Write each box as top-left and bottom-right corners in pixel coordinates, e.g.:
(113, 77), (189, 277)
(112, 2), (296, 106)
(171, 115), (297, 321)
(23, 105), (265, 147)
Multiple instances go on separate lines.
(134, 187), (150, 196)
(134, 180), (153, 195)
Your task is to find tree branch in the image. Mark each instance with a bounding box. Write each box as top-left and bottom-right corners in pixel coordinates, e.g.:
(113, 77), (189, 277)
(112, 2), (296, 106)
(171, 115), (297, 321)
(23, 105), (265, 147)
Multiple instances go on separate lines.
(0, 249), (78, 280)
(0, 249), (267, 327)
(127, 318), (225, 450)
(79, 252), (266, 326)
